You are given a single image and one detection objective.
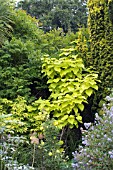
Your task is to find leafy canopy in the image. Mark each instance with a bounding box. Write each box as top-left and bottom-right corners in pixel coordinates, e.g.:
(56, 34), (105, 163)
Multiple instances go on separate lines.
(18, 0), (88, 33)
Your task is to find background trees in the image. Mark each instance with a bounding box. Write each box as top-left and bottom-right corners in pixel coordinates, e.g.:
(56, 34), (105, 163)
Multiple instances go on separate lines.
(18, 0), (88, 33)
(0, 0), (13, 45)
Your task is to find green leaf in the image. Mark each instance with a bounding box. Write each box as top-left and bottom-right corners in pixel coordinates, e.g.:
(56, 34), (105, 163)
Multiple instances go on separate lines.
(69, 115), (75, 119)
(47, 79), (53, 84)
(77, 103), (84, 111)
(80, 83), (90, 91)
(47, 65), (54, 69)
(61, 102), (68, 108)
(58, 124), (63, 129)
(74, 120), (78, 126)
(72, 91), (79, 97)
(68, 118), (74, 124)
(54, 112), (62, 117)
(74, 99), (82, 104)
(49, 83), (57, 89)
(61, 115), (68, 121)
(68, 115), (75, 124)
(76, 115), (82, 123)
(61, 79), (66, 82)
(54, 67), (61, 72)
(67, 85), (74, 91)
(85, 88), (93, 96)
(27, 106), (36, 112)
(73, 107), (78, 114)
(73, 68), (79, 75)
(60, 70), (68, 77)
(53, 78), (60, 83)
(51, 93), (58, 99)
(47, 71), (54, 77)
(92, 84), (98, 90)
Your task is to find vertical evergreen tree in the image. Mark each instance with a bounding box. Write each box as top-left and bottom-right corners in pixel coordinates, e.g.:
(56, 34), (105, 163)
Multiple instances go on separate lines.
(88, 0), (113, 108)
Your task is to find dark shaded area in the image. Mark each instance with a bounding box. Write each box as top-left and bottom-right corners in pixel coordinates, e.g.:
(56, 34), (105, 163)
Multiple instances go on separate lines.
(62, 126), (82, 159)
(29, 78), (50, 100)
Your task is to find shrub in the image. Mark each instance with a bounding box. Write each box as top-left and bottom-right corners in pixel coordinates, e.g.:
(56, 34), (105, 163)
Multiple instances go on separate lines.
(0, 37), (46, 101)
(0, 9), (49, 101)
(12, 9), (43, 41)
(0, 96), (49, 134)
(72, 90), (113, 170)
(0, 119), (71, 170)
(37, 47), (99, 129)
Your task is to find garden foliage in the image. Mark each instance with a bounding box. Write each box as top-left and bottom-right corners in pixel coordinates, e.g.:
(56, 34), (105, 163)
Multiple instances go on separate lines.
(36, 48), (99, 129)
(88, 0), (113, 109)
(0, 46), (99, 135)
(0, 0), (13, 45)
(18, 0), (88, 33)
(0, 119), (71, 170)
(0, 9), (77, 101)
(0, 96), (49, 134)
(0, 0), (113, 169)
(72, 90), (113, 170)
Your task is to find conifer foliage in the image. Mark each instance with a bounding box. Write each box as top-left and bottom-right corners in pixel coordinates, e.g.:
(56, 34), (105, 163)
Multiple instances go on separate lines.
(88, 0), (113, 107)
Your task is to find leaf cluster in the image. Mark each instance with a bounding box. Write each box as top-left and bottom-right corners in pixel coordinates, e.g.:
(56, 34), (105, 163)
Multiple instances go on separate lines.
(0, 96), (50, 134)
(36, 48), (99, 129)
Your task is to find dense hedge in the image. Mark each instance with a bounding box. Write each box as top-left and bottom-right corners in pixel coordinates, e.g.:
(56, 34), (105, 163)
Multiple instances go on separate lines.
(88, 0), (113, 109)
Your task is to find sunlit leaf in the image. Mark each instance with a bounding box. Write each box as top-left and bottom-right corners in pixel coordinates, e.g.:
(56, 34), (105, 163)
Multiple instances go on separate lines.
(85, 88), (93, 96)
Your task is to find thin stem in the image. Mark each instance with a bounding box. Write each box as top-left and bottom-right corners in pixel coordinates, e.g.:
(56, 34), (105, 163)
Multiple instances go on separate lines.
(32, 144), (36, 168)
(60, 127), (65, 140)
